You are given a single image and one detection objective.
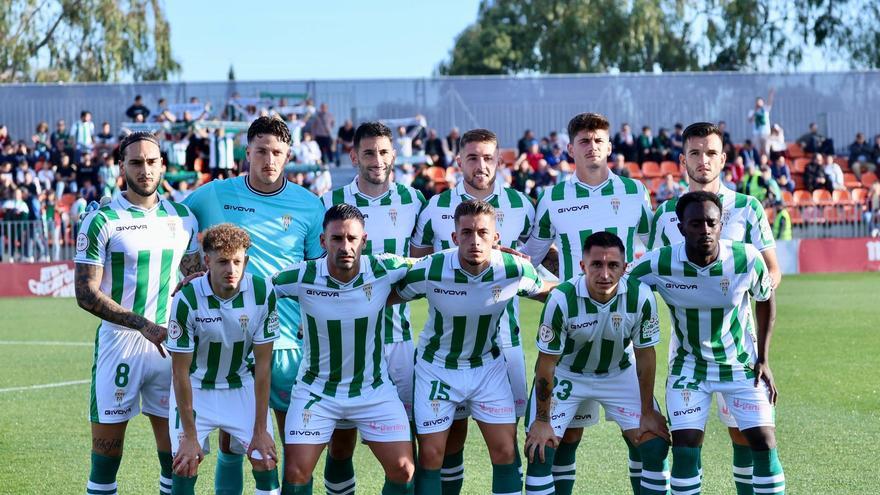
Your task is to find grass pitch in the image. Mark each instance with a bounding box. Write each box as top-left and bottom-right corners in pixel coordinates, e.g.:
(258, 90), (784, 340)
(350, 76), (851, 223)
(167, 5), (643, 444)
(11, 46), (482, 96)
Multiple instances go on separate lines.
(1, 273), (877, 494)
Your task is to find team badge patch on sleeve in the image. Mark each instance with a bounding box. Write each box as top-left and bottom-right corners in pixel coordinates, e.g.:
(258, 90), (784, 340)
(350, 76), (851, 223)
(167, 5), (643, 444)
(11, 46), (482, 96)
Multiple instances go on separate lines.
(76, 233), (89, 252)
(539, 324), (555, 343)
(641, 315), (660, 340)
(168, 320), (183, 340)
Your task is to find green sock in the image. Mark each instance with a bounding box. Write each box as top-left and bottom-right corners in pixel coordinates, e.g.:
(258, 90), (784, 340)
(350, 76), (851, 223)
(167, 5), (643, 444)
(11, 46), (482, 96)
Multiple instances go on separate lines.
(254, 468), (281, 494)
(524, 445), (555, 495)
(171, 474), (198, 495)
(638, 437), (671, 495)
(624, 437), (642, 494)
(415, 467), (441, 495)
(383, 478), (415, 494)
(671, 446), (702, 494)
(733, 443), (754, 494)
(324, 454), (356, 495)
(158, 451), (173, 495)
(552, 439), (579, 495)
(87, 452), (121, 495)
(440, 450), (464, 495)
(215, 450), (244, 495)
(752, 448), (785, 494)
(492, 462), (522, 495)
(281, 478), (312, 495)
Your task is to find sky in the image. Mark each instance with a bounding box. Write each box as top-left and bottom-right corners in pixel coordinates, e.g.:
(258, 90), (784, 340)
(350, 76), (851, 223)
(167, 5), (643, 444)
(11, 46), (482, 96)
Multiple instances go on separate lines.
(165, 0), (482, 82)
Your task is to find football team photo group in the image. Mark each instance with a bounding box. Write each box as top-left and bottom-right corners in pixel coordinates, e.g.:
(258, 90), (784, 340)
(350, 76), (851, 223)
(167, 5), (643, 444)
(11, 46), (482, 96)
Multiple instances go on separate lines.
(73, 113), (786, 495)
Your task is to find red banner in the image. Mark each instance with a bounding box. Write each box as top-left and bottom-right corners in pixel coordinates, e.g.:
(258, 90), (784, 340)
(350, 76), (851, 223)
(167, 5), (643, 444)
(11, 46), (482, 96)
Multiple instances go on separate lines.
(0, 261), (75, 297)
(798, 238), (880, 273)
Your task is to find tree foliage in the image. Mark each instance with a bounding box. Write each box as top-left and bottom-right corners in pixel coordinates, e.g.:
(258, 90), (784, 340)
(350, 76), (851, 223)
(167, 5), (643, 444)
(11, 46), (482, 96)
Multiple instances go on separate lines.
(0, 0), (180, 83)
(439, 0), (880, 75)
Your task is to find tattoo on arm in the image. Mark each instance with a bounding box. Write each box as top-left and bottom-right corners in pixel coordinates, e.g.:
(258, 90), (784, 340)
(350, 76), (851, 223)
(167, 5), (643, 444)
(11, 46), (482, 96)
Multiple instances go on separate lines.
(535, 376), (552, 421)
(75, 263), (151, 331)
(179, 252), (205, 276)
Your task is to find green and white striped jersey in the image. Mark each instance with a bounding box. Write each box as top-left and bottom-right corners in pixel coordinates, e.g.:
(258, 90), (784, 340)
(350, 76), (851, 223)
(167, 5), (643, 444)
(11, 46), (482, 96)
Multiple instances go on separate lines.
(166, 273), (279, 389)
(74, 194), (199, 331)
(272, 254), (411, 398)
(647, 183), (775, 251)
(628, 241), (773, 382)
(322, 178), (426, 344)
(397, 249), (543, 370)
(411, 180), (536, 348)
(537, 274), (659, 375)
(523, 173), (652, 281)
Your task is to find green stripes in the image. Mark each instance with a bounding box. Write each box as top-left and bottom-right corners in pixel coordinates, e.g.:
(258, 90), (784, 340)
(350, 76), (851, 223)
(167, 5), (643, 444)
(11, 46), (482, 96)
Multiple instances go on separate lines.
(732, 242), (748, 274)
(468, 314), (493, 368)
(132, 250), (151, 316)
(173, 299), (191, 348)
(224, 341), (245, 389)
(445, 316), (467, 369)
(422, 308), (444, 364)
(154, 249), (174, 324)
(303, 315), (320, 385)
(85, 213), (109, 261)
(200, 342), (223, 389)
(348, 317), (368, 397)
(324, 319), (343, 396)
(110, 252), (125, 303)
(427, 254), (444, 281)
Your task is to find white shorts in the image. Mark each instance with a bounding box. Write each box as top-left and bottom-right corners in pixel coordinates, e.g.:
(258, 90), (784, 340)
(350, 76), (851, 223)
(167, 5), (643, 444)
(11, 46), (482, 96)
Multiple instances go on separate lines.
(413, 356), (516, 435)
(385, 340), (415, 420)
(666, 376), (776, 432)
(90, 327), (170, 424)
(526, 366), (649, 435)
(502, 345), (528, 418)
(285, 382), (410, 445)
(716, 392), (738, 428)
(169, 382), (273, 459)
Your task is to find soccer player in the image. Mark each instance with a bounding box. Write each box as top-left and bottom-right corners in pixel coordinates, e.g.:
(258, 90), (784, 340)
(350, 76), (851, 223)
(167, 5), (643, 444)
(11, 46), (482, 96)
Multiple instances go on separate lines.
(274, 205), (414, 495)
(521, 112), (653, 494)
(75, 131), (199, 495)
(410, 128), (535, 492)
(630, 191), (785, 495)
(647, 122), (781, 494)
(181, 116), (325, 494)
(166, 224), (280, 494)
(320, 121), (426, 495)
(395, 200), (554, 495)
(523, 232), (670, 495)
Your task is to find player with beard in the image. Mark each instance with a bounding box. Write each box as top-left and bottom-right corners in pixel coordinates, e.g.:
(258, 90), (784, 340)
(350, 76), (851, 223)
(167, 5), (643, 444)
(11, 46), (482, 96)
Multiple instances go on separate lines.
(75, 131), (200, 495)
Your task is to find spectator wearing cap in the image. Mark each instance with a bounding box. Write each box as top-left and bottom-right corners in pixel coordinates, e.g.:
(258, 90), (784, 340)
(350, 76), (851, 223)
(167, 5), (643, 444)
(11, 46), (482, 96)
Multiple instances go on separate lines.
(125, 95), (151, 122)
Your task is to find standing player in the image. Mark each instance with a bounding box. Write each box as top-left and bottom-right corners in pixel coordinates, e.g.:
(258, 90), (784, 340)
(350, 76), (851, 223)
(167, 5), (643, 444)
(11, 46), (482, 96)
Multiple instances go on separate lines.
(320, 121), (426, 495)
(75, 131), (199, 495)
(274, 205), (414, 495)
(410, 129), (535, 492)
(521, 112), (653, 494)
(630, 191), (785, 495)
(166, 224), (280, 494)
(524, 232), (670, 495)
(395, 200), (554, 495)
(648, 122), (781, 494)
(181, 116), (325, 494)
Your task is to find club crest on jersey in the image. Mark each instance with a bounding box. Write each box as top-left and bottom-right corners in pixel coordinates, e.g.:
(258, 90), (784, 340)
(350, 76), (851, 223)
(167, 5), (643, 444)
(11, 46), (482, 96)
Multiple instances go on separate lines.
(301, 409), (312, 427)
(76, 233), (89, 252)
(491, 285), (502, 303)
(239, 315), (249, 333)
(720, 277), (730, 295)
(166, 219), (177, 237)
(495, 209), (504, 226)
(114, 388), (125, 405)
(431, 400), (440, 415)
(722, 210), (732, 225)
(611, 198), (621, 214)
(611, 313), (623, 330)
(168, 320), (183, 340)
(282, 214), (292, 231)
(681, 389), (691, 407)
(388, 208), (398, 226)
(363, 283), (373, 301)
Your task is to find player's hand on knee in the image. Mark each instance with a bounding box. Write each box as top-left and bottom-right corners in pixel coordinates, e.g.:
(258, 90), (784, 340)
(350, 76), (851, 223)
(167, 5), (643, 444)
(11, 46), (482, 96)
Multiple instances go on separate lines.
(753, 359), (778, 405)
(172, 437), (203, 477)
(172, 272), (204, 296)
(248, 430), (278, 471)
(139, 322), (168, 358)
(525, 420), (558, 463)
(638, 410), (670, 442)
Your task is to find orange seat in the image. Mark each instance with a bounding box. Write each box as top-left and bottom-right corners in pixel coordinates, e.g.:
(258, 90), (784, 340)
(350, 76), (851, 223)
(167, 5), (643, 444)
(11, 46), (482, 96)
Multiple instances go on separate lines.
(852, 188), (867, 203)
(787, 142), (805, 158)
(500, 148), (517, 166)
(822, 206), (842, 223)
(789, 205), (804, 225)
(843, 173), (861, 189)
(813, 189), (833, 204)
(835, 156), (850, 172)
(792, 158), (811, 174)
(792, 174), (805, 190)
(660, 161), (680, 177)
(764, 207), (776, 224)
(793, 190), (814, 205)
(642, 161), (662, 178)
(832, 189), (852, 204)
(626, 162), (643, 179)
(862, 172), (878, 188)
(426, 166), (447, 182)
(781, 190), (794, 205)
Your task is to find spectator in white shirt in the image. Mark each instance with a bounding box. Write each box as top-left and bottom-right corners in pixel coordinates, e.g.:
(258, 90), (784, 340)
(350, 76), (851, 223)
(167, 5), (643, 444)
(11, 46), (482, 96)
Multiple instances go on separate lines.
(295, 131), (322, 165)
(69, 111), (95, 161)
(823, 157), (846, 191)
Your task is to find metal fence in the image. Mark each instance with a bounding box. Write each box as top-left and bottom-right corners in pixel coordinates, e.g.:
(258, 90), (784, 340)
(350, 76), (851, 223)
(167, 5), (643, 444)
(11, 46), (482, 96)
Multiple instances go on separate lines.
(1, 220), (75, 263)
(787, 204), (879, 239)
(2, 71), (880, 151)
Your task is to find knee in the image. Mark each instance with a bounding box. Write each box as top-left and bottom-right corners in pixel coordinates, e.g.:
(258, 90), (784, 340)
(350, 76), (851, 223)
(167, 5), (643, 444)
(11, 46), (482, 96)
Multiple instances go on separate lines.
(745, 428), (777, 451)
(671, 429), (703, 448)
(417, 442), (445, 470)
(638, 437), (670, 462)
(284, 462), (312, 485)
(385, 458), (415, 484)
(488, 440), (516, 465)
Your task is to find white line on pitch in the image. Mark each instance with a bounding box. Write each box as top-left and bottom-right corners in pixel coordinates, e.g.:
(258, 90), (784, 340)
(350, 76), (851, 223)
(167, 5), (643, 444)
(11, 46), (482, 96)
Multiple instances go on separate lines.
(0, 340), (92, 347)
(0, 379), (89, 394)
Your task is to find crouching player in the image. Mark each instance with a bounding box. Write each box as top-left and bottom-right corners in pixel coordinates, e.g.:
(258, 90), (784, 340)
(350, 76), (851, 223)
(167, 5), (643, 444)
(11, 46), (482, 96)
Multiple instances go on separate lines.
(274, 204), (415, 495)
(166, 224), (281, 494)
(524, 232), (671, 495)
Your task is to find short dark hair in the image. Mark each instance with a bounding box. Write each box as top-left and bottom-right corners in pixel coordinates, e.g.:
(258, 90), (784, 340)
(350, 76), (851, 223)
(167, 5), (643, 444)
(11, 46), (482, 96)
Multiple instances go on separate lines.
(460, 128), (498, 149)
(675, 191), (723, 223)
(453, 199), (495, 226)
(323, 203), (365, 230)
(81, 110), (90, 118)
(119, 131), (160, 160)
(682, 122), (723, 152)
(353, 121), (392, 149)
(567, 113), (610, 138)
(583, 231), (625, 257)
(247, 116), (291, 145)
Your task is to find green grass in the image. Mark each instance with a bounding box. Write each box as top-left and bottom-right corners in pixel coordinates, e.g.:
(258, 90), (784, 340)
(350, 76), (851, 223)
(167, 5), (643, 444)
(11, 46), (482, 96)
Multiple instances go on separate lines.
(1, 273), (878, 494)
